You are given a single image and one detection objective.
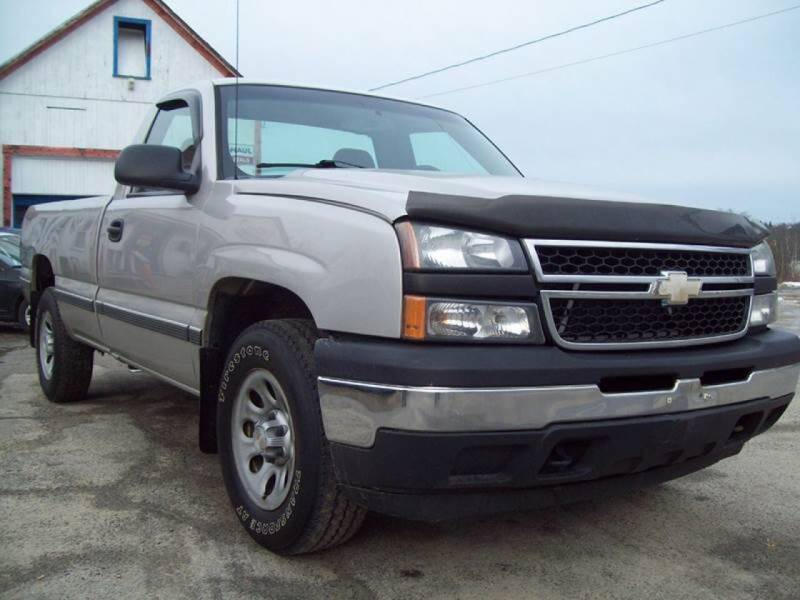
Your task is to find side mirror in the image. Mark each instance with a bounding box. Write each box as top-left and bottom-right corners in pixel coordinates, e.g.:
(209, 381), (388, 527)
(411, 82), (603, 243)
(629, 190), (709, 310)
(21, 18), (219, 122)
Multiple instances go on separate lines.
(114, 144), (200, 194)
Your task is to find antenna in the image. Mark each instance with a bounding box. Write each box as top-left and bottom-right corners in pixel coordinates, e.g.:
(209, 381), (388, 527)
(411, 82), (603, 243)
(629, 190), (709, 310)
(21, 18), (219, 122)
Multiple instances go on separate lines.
(233, 0), (240, 179)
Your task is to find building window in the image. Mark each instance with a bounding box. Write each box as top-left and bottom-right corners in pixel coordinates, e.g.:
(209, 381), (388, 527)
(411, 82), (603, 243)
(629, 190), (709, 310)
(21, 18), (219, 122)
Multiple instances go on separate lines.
(113, 17), (151, 79)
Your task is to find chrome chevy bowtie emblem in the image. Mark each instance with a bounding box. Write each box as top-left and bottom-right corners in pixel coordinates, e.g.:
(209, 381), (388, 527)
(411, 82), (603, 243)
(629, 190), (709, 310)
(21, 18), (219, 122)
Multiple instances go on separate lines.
(654, 271), (703, 305)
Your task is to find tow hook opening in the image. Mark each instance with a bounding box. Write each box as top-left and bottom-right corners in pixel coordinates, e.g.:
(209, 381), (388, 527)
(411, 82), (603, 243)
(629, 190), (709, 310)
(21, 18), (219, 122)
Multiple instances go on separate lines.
(728, 412), (761, 443)
(539, 440), (591, 475)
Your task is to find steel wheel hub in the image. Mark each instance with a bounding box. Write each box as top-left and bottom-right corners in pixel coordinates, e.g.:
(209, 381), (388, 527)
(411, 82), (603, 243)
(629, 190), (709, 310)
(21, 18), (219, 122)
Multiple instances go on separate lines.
(38, 312), (55, 379)
(232, 369), (296, 511)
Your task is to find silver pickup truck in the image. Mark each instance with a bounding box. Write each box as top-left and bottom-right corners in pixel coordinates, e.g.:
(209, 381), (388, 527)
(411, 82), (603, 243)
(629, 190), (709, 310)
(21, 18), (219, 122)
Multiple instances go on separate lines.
(21, 80), (800, 555)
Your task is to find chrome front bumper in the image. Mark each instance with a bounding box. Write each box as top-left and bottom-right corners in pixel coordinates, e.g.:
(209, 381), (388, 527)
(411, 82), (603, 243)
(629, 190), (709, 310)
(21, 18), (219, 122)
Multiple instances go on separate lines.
(318, 363), (800, 447)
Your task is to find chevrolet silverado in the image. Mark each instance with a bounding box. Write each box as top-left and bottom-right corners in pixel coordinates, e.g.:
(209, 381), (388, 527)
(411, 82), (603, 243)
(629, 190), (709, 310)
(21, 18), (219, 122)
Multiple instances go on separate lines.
(20, 80), (800, 555)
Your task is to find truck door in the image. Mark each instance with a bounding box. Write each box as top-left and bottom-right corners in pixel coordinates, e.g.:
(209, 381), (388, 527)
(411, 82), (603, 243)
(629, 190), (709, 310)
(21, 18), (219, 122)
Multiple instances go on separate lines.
(95, 97), (203, 391)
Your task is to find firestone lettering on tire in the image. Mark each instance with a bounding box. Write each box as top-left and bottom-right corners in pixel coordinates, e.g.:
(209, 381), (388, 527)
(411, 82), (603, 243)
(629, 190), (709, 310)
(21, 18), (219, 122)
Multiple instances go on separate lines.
(240, 470), (302, 535)
(219, 345), (269, 402)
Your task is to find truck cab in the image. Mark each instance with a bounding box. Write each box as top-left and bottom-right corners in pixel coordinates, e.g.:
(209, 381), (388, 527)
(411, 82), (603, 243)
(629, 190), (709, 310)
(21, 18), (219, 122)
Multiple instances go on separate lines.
(20, 80), (800, 555)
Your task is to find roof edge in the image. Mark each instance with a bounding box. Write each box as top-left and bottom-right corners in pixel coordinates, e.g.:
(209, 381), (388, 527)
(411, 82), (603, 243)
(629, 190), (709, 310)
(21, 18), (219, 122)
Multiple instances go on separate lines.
(0, 0), (115, 80)
(209, 79), (454, 113)
(0, 0), (241, 81)
(143, 0), (241, 77)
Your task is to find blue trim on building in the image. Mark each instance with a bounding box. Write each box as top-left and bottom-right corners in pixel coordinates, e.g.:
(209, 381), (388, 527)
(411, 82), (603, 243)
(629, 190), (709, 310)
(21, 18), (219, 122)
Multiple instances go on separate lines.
(113, 16), (152, 80)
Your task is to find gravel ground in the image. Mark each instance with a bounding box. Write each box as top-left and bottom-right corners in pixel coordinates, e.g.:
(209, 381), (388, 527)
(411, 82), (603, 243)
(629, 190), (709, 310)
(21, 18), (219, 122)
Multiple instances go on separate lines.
(1, 293), (799, 599)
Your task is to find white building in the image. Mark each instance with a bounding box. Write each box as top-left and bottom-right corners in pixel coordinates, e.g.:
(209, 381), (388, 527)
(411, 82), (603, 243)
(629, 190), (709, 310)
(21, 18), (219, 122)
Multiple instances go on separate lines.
(0, 0), (239, 227)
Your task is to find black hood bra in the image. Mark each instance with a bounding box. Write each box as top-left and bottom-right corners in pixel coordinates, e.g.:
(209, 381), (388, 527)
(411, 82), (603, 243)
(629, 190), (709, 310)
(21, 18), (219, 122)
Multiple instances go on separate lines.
(406, 192), (768, 248)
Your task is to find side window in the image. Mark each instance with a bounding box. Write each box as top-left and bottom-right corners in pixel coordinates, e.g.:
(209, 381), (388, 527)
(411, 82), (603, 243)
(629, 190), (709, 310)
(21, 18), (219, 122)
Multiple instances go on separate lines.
(410, 131), (487, 174)
(146, 104), (196, 170)
(0, 238), (20, 267)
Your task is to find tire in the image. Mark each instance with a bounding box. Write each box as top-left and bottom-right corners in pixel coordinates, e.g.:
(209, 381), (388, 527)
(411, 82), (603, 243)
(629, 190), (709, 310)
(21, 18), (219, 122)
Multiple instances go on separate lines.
(35, 288), (94, 403)
(217, 319), (366, 555)
(17, 299), (31, 329)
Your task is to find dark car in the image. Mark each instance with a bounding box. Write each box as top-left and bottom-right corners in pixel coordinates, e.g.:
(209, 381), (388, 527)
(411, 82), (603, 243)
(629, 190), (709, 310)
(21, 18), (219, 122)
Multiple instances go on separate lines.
(0, 233), (29, 328)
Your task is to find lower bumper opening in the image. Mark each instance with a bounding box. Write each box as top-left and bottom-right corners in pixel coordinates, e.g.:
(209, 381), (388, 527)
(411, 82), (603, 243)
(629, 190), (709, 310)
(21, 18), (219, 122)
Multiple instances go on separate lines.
(539, 440), (592, 476)
(330, 394), (793, 521)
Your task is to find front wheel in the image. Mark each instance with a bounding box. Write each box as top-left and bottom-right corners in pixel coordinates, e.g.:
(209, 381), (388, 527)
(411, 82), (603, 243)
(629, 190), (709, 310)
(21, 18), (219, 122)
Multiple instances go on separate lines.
(217, 320), (366, 555)
(36, 288), (94, 403)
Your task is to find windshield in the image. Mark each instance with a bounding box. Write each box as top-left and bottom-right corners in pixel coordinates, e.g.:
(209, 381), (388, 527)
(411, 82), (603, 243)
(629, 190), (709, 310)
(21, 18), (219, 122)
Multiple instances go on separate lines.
(0, 235), (21, 267)
(216, 85), (520, 178)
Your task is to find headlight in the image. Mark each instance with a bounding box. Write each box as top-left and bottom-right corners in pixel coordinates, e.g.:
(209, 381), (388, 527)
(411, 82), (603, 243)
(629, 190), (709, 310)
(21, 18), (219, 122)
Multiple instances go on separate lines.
(750, 292), (778, 327)
(403, 296), (544, 343)
(752, 241), (776, 276)
(396, 222), (527, 271)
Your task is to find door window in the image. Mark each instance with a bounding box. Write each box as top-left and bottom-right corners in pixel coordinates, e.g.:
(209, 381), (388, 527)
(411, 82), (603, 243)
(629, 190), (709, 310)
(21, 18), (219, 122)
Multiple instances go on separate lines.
(146, 104), (196, 169)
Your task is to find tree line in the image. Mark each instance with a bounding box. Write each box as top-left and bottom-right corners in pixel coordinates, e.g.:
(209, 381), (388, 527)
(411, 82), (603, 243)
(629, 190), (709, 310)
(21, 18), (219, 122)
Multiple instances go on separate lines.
(766, 223), (800, 283)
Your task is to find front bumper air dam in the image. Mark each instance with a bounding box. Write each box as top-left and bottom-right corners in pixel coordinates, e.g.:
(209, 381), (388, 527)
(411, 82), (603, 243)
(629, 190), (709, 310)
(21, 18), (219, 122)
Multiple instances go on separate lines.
(314, 330), (800, 520)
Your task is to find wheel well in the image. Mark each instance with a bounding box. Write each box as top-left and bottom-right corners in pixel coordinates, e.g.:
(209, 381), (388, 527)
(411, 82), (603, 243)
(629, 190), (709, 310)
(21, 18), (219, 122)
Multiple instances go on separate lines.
(33, 255), (55, 292)
(198, 278), (316, 454)
(28, 255), (55, 345)
(205, 278), (315, 353)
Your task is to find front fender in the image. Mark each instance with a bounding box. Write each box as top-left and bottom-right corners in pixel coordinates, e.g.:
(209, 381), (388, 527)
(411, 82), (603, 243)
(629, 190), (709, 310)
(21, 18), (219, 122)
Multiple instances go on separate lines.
(196, 194), (403, 339)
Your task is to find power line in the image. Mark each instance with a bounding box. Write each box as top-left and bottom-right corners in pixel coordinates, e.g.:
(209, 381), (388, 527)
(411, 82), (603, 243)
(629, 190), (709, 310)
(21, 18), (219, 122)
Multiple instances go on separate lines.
(417, 4), (800, 100)
(368, 0), (667, 91)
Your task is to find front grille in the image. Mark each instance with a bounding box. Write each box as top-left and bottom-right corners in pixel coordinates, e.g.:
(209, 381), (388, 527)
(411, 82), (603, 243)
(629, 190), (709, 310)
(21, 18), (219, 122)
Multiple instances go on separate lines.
(536, 245), (751, 278)
(547, 296), (750, 345)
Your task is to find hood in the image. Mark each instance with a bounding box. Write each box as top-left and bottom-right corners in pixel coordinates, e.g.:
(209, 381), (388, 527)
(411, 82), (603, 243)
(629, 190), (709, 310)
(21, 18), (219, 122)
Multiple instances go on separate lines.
(234, 170), (767, 248)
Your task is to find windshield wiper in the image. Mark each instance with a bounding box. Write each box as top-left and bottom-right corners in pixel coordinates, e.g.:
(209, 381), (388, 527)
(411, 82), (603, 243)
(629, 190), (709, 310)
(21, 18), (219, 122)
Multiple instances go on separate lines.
(256, 159), (365, 170)
(316, 159), (365, 169)
(256, 162), (314, 169)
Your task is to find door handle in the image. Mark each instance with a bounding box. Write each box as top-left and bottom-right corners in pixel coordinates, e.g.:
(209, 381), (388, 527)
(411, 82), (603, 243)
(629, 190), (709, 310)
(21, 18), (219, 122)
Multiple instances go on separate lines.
(107, 219), (124, 242)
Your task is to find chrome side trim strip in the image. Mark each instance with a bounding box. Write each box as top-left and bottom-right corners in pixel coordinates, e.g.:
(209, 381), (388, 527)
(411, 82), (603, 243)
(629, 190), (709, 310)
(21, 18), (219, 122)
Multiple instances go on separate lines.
(95, 300), (203, 345)
(96, 301), (187, 341)
(54, 288), (95, 312)
(523, 239), (755, 285)
(318, 364), (800, 447)
(540, 289), (753, 351)
(51, 287), (203, 346)
(187, 326), (203, 345)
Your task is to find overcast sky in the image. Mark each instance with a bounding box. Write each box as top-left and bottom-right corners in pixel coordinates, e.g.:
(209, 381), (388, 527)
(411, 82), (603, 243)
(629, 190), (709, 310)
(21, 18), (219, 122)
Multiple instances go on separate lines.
(1, 0), (798, 222)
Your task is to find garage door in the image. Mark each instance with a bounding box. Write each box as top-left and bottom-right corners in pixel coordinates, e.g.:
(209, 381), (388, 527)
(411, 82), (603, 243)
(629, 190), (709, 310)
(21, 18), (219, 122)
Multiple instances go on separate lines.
(10, 155), (115, 225)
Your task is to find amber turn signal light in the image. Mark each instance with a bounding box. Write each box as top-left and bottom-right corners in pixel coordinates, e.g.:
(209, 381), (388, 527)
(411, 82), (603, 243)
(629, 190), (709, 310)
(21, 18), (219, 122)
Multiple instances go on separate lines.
(402, 295), (427, 340)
